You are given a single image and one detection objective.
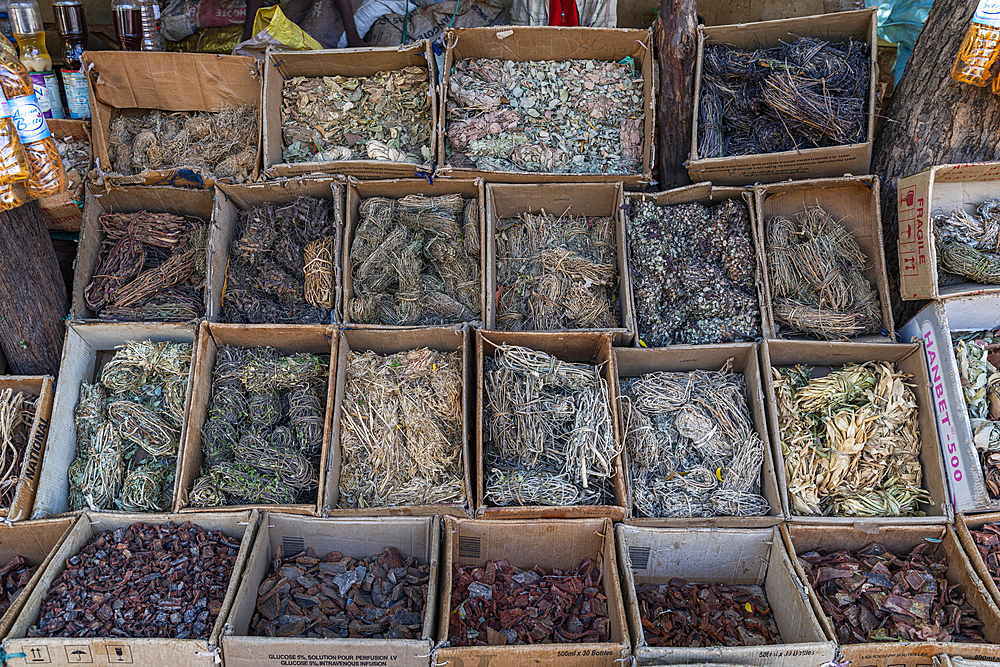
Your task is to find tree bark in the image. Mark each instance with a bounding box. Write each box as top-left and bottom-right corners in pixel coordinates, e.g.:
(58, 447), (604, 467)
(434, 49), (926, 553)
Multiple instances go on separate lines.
(873, 0), (1000, 325)
(0, 201), (67, 376)
(655, 0), (696, 189)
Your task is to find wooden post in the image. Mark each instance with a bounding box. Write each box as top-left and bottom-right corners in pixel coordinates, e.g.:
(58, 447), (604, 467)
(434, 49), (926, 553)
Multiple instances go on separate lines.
(0, 201), (67, 376)
(655, 0), (697, 189)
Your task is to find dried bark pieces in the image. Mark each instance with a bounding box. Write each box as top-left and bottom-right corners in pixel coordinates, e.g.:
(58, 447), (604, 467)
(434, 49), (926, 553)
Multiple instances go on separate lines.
(0, 555), (36, 616)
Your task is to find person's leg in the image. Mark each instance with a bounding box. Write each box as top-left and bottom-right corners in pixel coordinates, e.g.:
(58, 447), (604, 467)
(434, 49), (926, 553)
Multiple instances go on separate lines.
(336, 0), (365, 47)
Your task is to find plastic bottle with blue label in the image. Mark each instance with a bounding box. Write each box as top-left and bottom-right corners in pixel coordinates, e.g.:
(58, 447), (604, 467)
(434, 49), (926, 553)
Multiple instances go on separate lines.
(0, 91), (31, 186)
(953, 0), (1000, 86)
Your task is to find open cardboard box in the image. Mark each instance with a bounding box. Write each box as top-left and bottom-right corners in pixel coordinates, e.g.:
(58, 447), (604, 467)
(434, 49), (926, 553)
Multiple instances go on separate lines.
(617, 524), (833, 664)
(476, 329), (627, 520)
(485, 182), (634, 346)
(4, 510), (257, 667)
(70, 185), (216, 322)
(624, 182), (763, 348)
(175, 322), (336, 516)
(32, 322), (198, 519)
(325, 326), (473, 517)
(342, 178), (485, 328)
(957, 512), (1000, 614)
(783, 523), (1000, 667)
(0, 376), (55, 521)
(688, 8), (877, 185)
(762, 339), (951, 524)
(213, 177), (346, 323)
(40, 119), (90, 232)
(434, 516), (629, 667)
(262, 44), (437, 180)
(754, 175), (894, 341)
(223, 513), (440, 667)
(82, 51), (261, 188)
(615, 344), (783, 527)
(437, 26), (654, 187)
(897, 162), (1000, 301)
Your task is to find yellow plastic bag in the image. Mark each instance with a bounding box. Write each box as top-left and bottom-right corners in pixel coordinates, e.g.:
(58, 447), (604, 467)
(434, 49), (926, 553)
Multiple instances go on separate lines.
(233, 5), (321, 56)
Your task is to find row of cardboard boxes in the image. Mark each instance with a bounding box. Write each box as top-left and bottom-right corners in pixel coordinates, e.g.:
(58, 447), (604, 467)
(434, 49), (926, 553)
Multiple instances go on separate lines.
(71, 174), (896, 346)
(81, 8), (880, 191)
(4, 512), (1000, 667)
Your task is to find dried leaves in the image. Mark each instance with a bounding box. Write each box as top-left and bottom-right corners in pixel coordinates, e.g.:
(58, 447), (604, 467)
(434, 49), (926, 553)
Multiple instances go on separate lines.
(954, 331), (1000, 497)
(449, 558), (609, 646)
(282, 68), (432, 165)
(801, 542), (985, 644)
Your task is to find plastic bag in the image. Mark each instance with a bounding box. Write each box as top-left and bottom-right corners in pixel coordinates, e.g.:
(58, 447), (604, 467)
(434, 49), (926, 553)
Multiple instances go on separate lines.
(232, 5), (321, 57)
(866, 0), (932, 84)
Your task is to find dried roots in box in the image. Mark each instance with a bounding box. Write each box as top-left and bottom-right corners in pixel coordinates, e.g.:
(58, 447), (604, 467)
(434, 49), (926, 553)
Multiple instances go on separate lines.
(774, 361), (928, 517)
(954, 331), (1000, 497)
(446, 58), (644, 174)
(190, 345), (327, 508)
(346, 194), (481, 325)
(105, 105), (258, 182)
(627, 199), (759, 346)
(935, 199), (1000, 286)
(0, 388), (36, 509)
(84, 211), (207, 322)
(765, 205), (882, 339)
(621, 363), (769, 518)
(697, 37), (870, 158)
(282, 68), (433, 165)
(338, 347), (466, 509)
(483, 345), (619, 507)
(222, 197), (336, 324)
(496, 210), (618, 331)
(68, 340), (191, 513)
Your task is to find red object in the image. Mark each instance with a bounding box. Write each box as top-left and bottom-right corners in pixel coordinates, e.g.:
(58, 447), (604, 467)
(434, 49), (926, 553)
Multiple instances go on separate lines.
(549, 0), (579, 26)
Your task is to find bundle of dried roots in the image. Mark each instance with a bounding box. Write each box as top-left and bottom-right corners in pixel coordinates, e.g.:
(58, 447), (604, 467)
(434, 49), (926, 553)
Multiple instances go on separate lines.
(0, 389), (36, 509)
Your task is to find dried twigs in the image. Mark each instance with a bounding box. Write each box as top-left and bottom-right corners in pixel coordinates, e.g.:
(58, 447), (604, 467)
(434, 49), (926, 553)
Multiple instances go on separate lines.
(954, 331), (1000, 497)
(0, 389), (35, 508)
(304, 237), (335, 310)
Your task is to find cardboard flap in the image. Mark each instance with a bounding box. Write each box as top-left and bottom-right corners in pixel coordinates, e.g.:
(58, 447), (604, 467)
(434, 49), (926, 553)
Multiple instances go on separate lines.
(447, 26), (650, 65)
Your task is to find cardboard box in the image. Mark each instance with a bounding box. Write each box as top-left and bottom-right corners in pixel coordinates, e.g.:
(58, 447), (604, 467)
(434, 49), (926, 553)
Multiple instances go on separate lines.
(31, 322), (199, 518)
(783, 523), (1000, 667)
(70, 185), (217, 322)
(958, 512), (1000, 615)
(82, 51), (261, 188)
(898, 294), (1000, 514)
(435, 516), (630, 667)
(624, 182), (764, 348)
(617, 524), (833, 664)
(223, 512), (440, 667)
(615, 345), (783, 527)
(485, 182), (634, 346)
(342, 178), (485, 327)
(325, 326), (473, 517)
(688, 8), (877, 185)
(40, 119), (91, 233)
(437, 26), (654, 187)
(476, 330), (627, 520)
(754, 175), (895, 341)
(0, 376), (55, 521)
(696, 0), (866, 25)
(762, 339), (951, 523)
(262, 44), (437, 180)
(213, 177), (346, 323)
(897, 162), (1000, 301)
(844, 646), (1000, 667)
(4, 510), (257, 667)
(175, 321), (335, 515)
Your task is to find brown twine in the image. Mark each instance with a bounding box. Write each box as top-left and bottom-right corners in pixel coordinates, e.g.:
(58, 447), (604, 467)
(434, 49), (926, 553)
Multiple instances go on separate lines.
(304, 236), (335, 310)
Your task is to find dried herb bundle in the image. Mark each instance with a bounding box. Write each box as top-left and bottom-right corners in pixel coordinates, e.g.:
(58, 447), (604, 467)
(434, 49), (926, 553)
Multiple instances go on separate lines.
(970, 523), (1000, 590)
(446, 59), (644, 174)
(774, 361), (928, 517)
(627, 199), (759, 346)
(935, 200), (1000, 285)
(85, 211), (207, 322)
(282, 68), (433, 165)
(68, 340), (191, 513)
(0, 389), (35, 509)
(190, 346), (327, 508)
(765, 205), (882, 339)
(449, 558), (609, 646)
(338, 348), (465, 508)
(621, 365), (769, 518)
(222, 197), (336, 324)
(637, 580), (781, 647)
(0, 556), (36, 616)
(954, 331), (1000, 497)
(801, 542), (985, 643)
(346, 194), (481, 326)
(698, 37), (870, 158)
(496, 211), (618, 331)
(484, 345), (619, 507)
(253, 546), (429, 638)
(106, 105), (258, 182)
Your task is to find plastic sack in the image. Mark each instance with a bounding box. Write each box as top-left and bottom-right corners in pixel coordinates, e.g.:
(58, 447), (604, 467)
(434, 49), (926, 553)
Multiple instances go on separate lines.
(866, 0), (932, 84)
(232, 5), (321, 57)
(167, 25), (244, 52)
(161, 0), (246, 41)
(364, 0), (507, 47)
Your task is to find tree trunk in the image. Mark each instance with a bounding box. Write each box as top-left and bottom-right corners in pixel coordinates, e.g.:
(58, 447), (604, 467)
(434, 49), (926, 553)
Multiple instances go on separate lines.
(873, 0), (1000, 325)
(655, 0), (696, 189)
(0, 201), (67, 376)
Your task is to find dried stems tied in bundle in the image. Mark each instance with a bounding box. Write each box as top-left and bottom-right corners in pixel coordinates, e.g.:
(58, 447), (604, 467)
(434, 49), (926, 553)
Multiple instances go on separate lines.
(0, 389), (35, 509)
(934, 201), (1000, 286)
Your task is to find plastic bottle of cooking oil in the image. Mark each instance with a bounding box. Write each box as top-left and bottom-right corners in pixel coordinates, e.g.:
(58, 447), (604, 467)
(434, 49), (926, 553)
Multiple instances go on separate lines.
(8, 0), (51, 72)
(953, 0), (1000, 86)
(0, 89), (32, 186)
